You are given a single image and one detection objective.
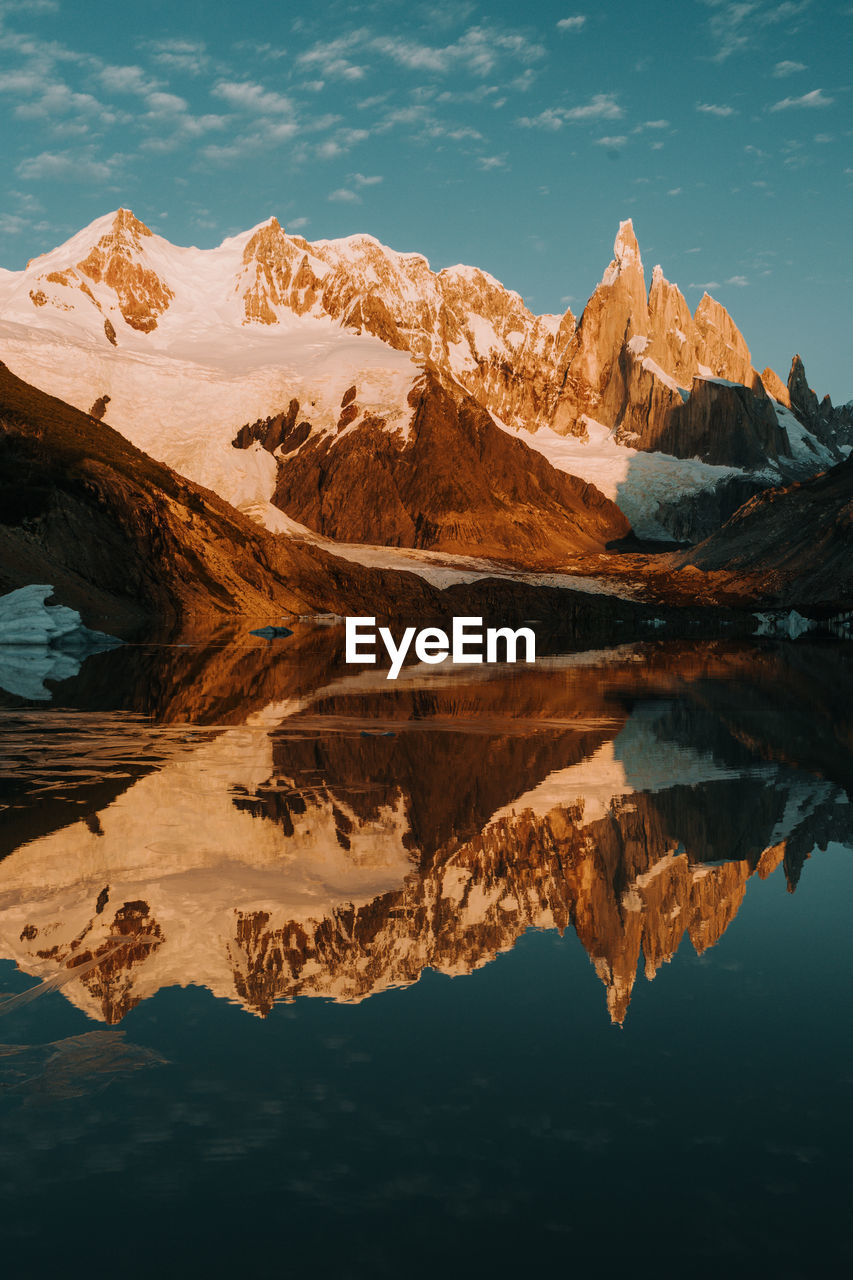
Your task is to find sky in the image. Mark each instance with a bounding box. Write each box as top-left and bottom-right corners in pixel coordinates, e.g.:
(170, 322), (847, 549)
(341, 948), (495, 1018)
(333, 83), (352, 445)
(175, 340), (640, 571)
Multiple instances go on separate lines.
(0, 0), (850, 400)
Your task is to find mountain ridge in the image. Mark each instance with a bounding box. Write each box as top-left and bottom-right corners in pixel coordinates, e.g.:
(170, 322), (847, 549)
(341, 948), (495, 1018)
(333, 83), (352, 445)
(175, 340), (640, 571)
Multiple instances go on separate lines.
(2, 208), (851, 601)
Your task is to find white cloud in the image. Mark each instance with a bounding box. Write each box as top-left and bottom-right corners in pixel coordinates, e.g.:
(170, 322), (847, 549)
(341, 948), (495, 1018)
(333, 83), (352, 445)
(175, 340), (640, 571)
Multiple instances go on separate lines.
(336, 127), (369, 147)
(297, 32), (368, 81)
(704, 0), (811, 61)
(773, 59), (806, 76)
(357, 94), (389, 111)
(371, 26), (544, 77)
(352, 173), (383, 185)
(441, 125), (482, 140)
(145, 91), (189, 116)
(288, 216), (309, 229)
(200, 118), (299, 165)
(213, 81), (295, 115)
(556, 16), (586, 31)
(13, 81), (113, 129)
(689, 281), (721, 291)
(667, 187), (682, 196)
(766, 1), (811, 22)
(696, 102), (737, 116)
(143, 38), (208, 76)
(0, 68), (47, 94)
(771, 88), (833, 110)
(140, 112), (227, 152)
(0, 212), (28, 235)
(511, 68), (537, 92)
(328, 188), (362, 203)
(595, 135), (627, 147)
(517, 107), (565, 130)
(565, 93), (622, 121)
(477, 154), (507, 169)
(0, 1), (58, 13)
(16, 148), (118, 181)
(726, 275), (749, 286)
(317, 139), (343, 159)
(299, 24), (543, 84)
(703, 1), (762, 62)
(99, 64), (160, 95)
(518, 93), (622, 130)
(378, 103), (434, 130)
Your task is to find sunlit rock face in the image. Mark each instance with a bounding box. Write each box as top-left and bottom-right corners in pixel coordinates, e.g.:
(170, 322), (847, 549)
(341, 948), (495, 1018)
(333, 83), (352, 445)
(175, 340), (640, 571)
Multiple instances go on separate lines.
(2, 210), (834, 460)
(257, 370), (630, 560)
(553, 221), (651, 434)
(25, 209), (174, 335)
(646, 266), (702, 388)
(2, 647), (850, 1026)
(3, 209), (849, 555)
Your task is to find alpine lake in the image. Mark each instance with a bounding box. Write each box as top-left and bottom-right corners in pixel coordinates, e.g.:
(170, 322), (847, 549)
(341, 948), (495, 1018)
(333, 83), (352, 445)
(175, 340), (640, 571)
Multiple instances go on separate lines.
(1, 624), (851, 1278)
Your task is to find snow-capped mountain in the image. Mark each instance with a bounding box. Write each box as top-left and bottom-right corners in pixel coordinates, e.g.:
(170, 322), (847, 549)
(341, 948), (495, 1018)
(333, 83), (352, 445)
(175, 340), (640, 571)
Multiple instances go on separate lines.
(0, 209), (849, 553)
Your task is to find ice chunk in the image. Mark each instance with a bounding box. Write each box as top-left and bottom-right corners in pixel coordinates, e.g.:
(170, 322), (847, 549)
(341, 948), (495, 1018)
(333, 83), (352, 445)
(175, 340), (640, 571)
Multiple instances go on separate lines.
(0, 585), (121, 700)
(0, 584), (88, 646)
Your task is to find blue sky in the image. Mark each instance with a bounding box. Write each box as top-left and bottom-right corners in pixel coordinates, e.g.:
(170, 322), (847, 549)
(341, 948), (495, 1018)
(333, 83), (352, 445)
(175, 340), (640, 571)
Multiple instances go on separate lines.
(0, 0), (850, 399)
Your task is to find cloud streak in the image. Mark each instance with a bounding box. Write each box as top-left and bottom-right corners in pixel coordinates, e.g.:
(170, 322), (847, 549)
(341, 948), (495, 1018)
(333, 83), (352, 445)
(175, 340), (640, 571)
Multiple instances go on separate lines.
(518, 93), (622, 129)
(770, 88), (833, 110)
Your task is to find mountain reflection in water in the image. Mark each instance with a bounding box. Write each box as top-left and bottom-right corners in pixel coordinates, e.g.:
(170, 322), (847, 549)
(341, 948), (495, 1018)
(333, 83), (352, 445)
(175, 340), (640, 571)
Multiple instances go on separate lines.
(2, 634), (851, 1026)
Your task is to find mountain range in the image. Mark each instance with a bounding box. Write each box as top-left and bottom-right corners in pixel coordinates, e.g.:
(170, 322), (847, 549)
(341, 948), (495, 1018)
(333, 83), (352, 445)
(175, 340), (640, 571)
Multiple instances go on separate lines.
(1, 208), (852, 628)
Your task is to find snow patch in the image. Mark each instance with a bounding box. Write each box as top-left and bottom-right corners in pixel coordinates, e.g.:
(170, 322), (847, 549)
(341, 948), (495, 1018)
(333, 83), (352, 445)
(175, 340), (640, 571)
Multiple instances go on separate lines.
(496, 416), (743, 540)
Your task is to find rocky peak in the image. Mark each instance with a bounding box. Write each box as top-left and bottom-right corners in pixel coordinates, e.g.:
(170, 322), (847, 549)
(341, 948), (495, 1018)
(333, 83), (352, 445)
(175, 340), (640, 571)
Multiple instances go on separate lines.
(693, 292), (754, 385)
(111, 208), (153, 240)
(787, 354), (820, 423)
(646, 265), (701, 386)
(760, 365), (790, 407)
(552, 221), (651, 432)
(75, 208), (172, 333)
(603, 219), (643, 282)
(241, 217), (286, 264)
(239, 218), (317, 325)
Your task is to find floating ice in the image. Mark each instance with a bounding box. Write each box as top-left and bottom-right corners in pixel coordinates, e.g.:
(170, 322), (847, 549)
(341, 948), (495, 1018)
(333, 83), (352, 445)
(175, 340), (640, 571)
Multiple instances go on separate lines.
(0, 585), (121, 700)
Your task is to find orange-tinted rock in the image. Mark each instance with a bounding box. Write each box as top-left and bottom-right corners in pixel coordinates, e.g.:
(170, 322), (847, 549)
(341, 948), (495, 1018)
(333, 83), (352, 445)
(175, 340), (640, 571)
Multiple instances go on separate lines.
(693, 292), (754, 385)
(269, 370), (630, 562)
(76, 209), (173, 332)
(647, 265), (701, 386)
(761, 366), (790, 407)
(552, 220), (649, 433)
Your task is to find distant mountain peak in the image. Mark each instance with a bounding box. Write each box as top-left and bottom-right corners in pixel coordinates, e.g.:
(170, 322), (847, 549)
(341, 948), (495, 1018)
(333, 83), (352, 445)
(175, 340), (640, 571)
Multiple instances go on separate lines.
(614, 217), (640, 261)
(601, 218), (644, 290)
(111, 208), (153, 239)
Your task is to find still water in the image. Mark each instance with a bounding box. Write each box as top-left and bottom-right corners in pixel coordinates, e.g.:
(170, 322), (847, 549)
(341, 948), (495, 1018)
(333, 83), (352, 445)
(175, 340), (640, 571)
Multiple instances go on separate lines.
(1, 630), (851, 1277)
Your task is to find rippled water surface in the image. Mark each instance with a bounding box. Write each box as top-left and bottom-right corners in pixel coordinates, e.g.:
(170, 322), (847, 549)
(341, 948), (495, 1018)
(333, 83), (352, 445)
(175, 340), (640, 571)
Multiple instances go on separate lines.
(1, 631), (851, 1277)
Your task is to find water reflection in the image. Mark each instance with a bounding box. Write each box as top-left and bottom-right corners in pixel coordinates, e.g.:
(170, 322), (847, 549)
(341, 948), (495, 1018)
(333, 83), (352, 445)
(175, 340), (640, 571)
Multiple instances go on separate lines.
(1, 634), (851, 1027)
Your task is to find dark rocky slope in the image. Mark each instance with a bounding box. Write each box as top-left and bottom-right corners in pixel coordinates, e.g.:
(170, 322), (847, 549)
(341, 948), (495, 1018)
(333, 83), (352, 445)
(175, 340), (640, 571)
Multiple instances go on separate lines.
(676, 451), (853, 609)
(0, 362), (699, 639)
(0, 361), (441, 632)
(236, 370), (630, 562)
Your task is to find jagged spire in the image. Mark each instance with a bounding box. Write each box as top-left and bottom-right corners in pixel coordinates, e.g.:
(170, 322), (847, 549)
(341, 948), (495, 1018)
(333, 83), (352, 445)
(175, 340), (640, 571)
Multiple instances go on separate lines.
(613, 218), (641, 267)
